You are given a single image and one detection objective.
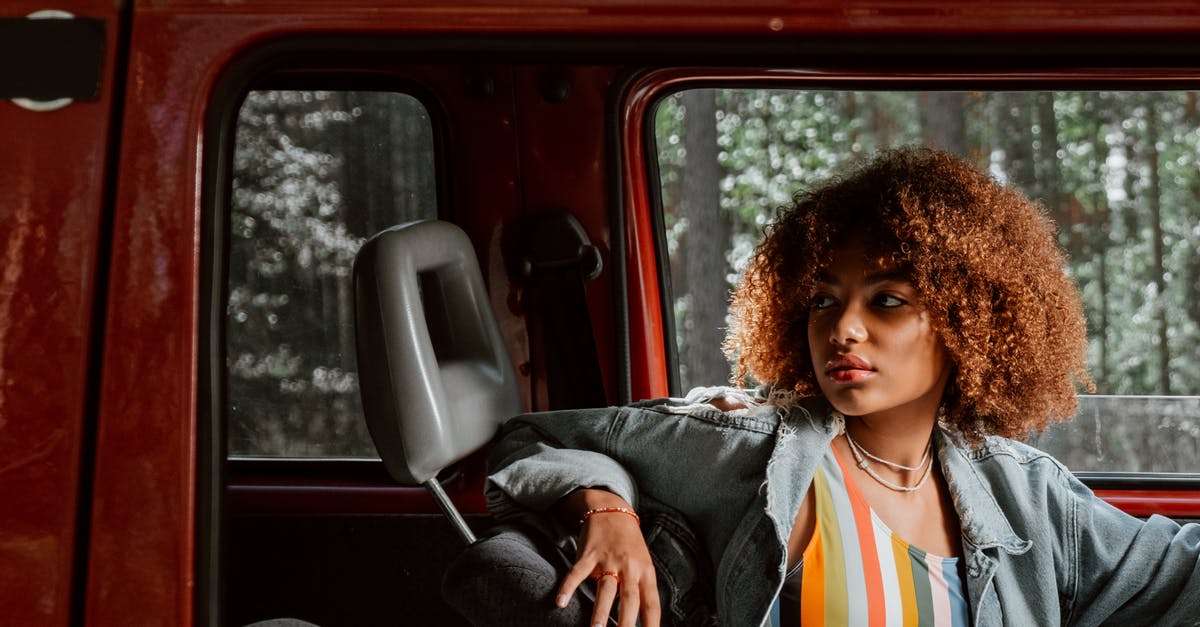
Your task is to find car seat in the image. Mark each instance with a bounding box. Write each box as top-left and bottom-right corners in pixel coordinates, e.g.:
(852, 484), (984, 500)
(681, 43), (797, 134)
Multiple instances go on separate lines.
(352, 220), (594, 626)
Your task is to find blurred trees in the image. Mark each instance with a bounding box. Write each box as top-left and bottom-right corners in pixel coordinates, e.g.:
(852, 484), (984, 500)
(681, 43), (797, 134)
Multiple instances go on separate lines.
(229, 90), (435, 457)
(657, 89), (1200, 472)
(228, 86), (1200, 470)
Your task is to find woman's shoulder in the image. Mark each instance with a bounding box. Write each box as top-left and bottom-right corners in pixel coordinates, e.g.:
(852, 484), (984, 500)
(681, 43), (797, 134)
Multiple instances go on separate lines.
(628, 386), (779, 435)
(960, 434), (1057, 463)
(938, 430), (1093, 541)
(627, 386), (836, 436)
(943, 428), (1078, 493)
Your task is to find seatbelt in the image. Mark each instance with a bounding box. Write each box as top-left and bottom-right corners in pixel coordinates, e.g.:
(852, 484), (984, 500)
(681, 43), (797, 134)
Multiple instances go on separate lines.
(517, 211), (608, 409)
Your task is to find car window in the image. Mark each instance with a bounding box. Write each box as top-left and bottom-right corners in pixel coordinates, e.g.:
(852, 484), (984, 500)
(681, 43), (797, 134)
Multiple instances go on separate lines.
(655, 88), (1200, 472)
(228, 89), (437, 458)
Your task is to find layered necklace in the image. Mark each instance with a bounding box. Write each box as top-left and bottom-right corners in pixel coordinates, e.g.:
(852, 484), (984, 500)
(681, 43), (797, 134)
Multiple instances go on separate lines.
(844, 427), (933, 493)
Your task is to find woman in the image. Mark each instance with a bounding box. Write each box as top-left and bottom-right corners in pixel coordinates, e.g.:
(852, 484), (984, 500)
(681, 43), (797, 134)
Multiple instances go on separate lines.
(484, 148), (1200, 626)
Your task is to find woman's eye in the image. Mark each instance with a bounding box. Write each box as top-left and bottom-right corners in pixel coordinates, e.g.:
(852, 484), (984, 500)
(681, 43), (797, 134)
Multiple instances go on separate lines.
(810, 294), (836, 310)
(874, 293), (906, 308)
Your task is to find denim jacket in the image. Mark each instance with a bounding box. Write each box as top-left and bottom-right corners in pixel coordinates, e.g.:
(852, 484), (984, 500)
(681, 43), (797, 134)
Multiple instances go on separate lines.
(486, 390), (1200, 626)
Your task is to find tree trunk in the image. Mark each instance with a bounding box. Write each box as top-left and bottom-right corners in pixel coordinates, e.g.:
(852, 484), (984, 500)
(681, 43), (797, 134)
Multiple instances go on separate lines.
(342, 93), (398, 238)
(918, 92), (968, 157)
(1086, 98), (1112, 390)
(678, 89), (730, 387)
(869, 93), (897, 149)
(1094, 189), (1111, 390)
(1184, 93), (1200, 377)
(392, 99), (434, 222)
(1034, 93), (1070, 247)
(844, 92), (862, 156)
(996, 93), (1037, 194)
(1144, 103), (1171, 394)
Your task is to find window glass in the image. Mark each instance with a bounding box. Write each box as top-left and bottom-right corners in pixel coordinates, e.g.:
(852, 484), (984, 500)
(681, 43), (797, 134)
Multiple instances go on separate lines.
(655, 88), (1200, 472)
(228, 90), (437, 457)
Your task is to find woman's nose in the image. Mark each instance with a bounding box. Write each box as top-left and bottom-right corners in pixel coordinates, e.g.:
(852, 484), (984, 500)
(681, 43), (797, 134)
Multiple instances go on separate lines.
(830, 304), (867, 345)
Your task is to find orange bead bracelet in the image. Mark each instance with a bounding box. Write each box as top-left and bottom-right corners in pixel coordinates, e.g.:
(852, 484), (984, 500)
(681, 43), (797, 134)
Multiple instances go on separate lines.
(578, 506), (640, 527)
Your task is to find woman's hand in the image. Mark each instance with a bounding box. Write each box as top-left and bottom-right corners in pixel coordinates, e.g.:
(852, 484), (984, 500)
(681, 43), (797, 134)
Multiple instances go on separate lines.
(555, 490), (661, 627)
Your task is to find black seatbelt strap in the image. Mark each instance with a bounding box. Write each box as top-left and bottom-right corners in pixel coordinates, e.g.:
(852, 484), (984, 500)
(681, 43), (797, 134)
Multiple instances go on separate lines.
(517, 212), (607, 409)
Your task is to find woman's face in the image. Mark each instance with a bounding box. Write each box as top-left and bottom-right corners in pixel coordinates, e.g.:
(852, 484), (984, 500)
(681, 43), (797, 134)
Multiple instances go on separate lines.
(806, 237), (952, 422)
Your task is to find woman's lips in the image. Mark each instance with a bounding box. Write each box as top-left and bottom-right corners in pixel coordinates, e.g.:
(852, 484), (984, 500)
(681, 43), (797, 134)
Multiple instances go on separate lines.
(825, 354), (876, 383)
(829, 368), (875, 383)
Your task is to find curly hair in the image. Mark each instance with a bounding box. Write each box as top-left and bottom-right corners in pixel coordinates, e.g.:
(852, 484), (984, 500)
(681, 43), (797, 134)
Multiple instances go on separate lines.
(725, 147), (1094, 443)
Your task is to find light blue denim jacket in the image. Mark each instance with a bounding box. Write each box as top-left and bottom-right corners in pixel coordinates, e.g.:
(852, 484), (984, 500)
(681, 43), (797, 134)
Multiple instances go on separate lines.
(486, 389), (1200, 626)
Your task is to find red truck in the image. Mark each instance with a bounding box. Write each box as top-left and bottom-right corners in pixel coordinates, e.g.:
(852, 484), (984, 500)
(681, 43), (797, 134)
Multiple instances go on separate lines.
(4, 1), (1200, 625)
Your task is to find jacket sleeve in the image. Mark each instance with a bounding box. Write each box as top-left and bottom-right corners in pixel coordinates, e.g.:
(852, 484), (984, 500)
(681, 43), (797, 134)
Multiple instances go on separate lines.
(485, 407), (641, 520)
(1065, 476), (1200, 625)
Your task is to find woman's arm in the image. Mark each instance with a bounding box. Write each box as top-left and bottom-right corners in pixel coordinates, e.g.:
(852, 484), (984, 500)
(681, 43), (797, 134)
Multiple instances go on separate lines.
(553, 489), (661, 627)
(485, 397), (776, 626)
(486, 407), (642, 517)
(1063, 479), (1200, 625)
(485, 408), (662, 627)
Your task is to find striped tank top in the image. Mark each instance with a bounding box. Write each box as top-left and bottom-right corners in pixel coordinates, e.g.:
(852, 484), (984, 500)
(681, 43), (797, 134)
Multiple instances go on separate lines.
(768, 444), (969, 626)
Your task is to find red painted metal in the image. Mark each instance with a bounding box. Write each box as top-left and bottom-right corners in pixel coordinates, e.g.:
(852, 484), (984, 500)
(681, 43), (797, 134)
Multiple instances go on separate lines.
(85, 8), (211, 625)
(81, 28), (541, 627)
(0, 1), (120, 625)
(509, 65), (622, 404)
(227, 485), (483, 515)
(1094, 490), (1200, 519)
(418, 65), (531, 409)
(130, 0), (1200, 36)
(3, 1), (1200, 626)
(618, 74), (671, 402)
(228, 464), (489, 516)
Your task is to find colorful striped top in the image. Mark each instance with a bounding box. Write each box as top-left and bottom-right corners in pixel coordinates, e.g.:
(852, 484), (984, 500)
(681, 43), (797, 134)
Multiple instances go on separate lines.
(769, 443), (970, 627)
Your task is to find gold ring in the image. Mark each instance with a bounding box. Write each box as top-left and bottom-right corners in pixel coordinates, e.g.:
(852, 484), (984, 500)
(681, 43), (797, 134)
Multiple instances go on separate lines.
(593, 570), (621, 585)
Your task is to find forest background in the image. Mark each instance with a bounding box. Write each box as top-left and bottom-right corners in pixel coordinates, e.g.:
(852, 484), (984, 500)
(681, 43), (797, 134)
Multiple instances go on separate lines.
(228, 88), (1200, 472)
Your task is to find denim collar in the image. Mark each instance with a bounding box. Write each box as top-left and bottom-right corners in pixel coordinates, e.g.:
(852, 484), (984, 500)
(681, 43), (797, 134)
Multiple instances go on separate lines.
(770, 401), (1033, 559)
(935, 426), (1033, 555)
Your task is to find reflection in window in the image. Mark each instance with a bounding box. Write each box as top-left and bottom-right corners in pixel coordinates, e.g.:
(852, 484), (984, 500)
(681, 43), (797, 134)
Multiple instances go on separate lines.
(228, 90), (437, 457)
(656, 89), (1200, 472)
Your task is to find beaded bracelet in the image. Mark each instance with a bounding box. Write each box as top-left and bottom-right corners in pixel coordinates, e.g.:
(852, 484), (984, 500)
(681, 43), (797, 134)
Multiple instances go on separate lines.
(579, 506), (640, 527)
